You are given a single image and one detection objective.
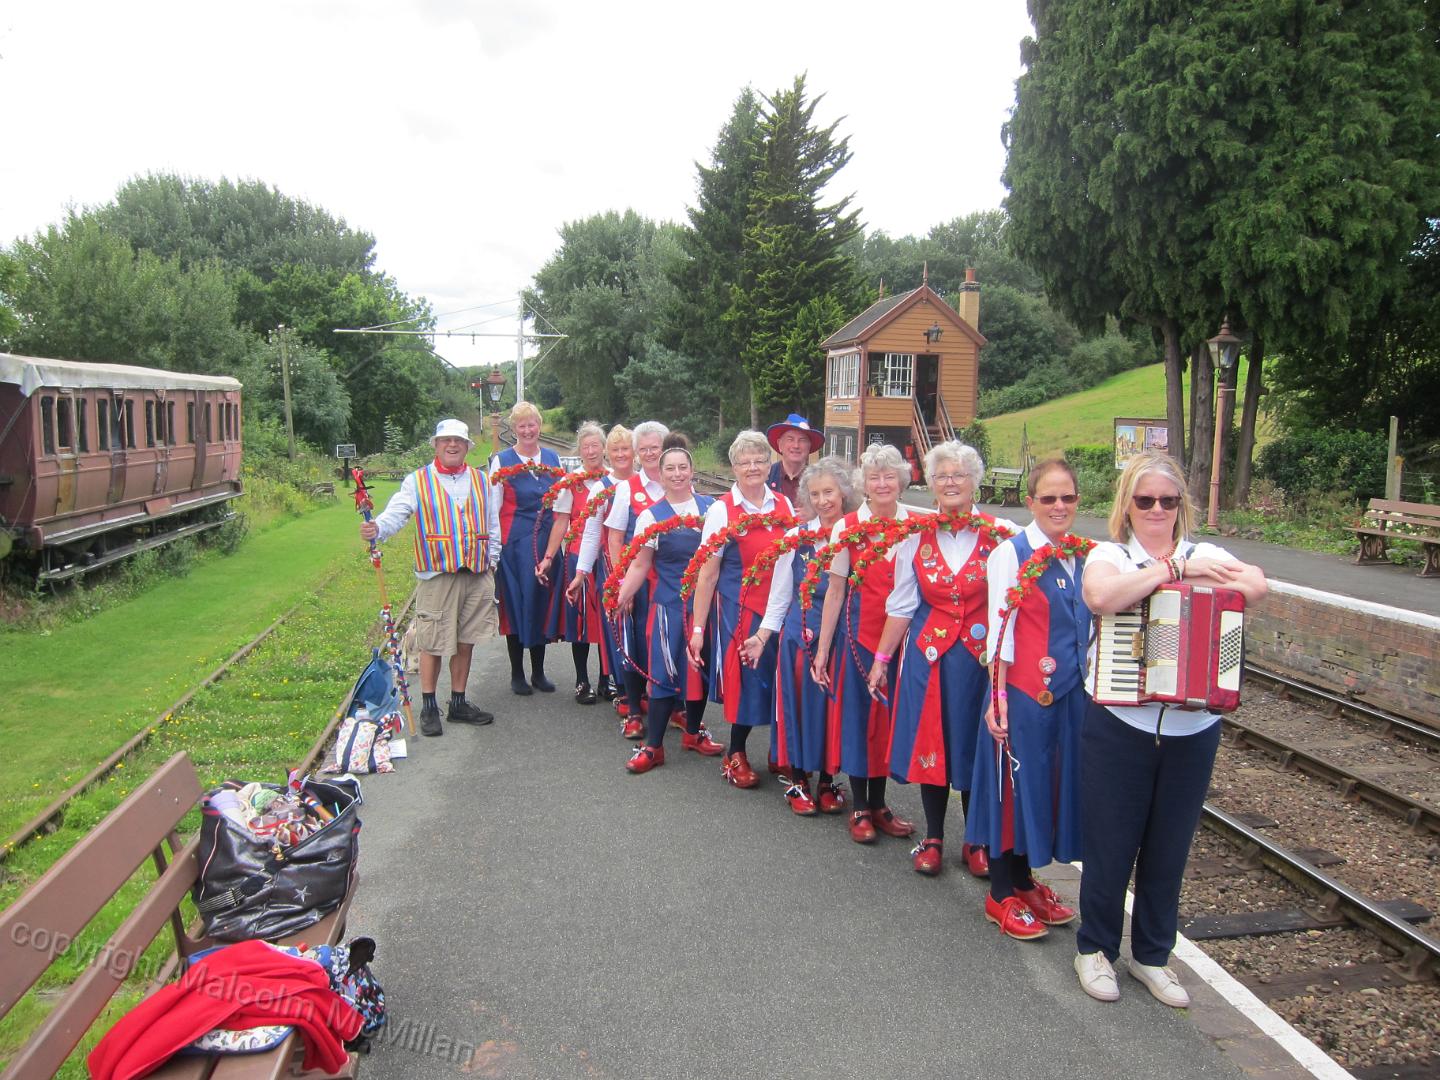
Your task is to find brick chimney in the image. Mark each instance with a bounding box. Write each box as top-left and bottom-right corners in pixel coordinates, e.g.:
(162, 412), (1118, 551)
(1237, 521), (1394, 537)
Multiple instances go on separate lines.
(958, 267), (979, 329)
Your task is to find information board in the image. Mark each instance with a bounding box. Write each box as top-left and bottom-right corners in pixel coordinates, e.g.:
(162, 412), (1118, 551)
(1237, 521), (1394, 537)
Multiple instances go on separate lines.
(1112, 418), (1167, 469)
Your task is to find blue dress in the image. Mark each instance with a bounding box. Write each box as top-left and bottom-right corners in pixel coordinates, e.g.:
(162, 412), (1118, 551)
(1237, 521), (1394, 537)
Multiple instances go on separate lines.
(642, 497), (715, 700)
(493, 446), (561, 647)
(774, 527), (830, 772)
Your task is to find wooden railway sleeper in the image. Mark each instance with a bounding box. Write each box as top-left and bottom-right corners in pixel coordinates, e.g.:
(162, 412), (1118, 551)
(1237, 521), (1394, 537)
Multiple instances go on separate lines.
(1396, 943), (1438, 983)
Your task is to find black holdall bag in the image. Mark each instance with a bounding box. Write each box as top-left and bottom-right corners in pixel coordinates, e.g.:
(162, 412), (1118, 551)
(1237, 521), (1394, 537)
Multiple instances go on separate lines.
(193, 775), (363, 942)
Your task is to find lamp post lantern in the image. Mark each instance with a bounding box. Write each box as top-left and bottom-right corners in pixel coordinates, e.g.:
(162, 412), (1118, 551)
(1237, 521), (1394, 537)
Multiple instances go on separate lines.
(1205, 319), (1243, 528)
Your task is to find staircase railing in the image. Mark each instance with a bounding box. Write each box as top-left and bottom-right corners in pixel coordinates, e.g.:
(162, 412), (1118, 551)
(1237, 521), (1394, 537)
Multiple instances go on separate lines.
(936, 393), (958, 443)
(912, 398), (933, 467)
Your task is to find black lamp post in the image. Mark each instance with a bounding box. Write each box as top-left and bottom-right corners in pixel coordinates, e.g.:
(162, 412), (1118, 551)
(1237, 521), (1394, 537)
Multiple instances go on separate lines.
(1205, 319), (1242, 527)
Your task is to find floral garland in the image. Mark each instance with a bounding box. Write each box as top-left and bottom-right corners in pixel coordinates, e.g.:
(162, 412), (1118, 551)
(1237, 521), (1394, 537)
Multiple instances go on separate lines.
(990, 532), (1095, 695)
(848, 511), (1015, 590)
(797, 518), (902, 612)
(677, 511), (799, 601)
(737, 528), (827, 632)
(560, 486), (616, 550)
(602, 514), (707, 614)
(541, 466), (608, 511)
(490, 461), (566, 486)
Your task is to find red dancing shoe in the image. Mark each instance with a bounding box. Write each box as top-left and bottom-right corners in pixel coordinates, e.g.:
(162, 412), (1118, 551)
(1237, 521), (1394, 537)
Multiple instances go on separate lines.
(848, 809), (877, 844)
(721, 751), (759, 789)
(615, 698), (631, 718)
(985, 894), (1049, 940)
(872, 806), (915, 839)
(815, 783), (848, 815)
(681, 729), (724, 756)
(783, 779), (817, 816)
(961, 843), (990, 878)
(625, 745), (665, 774)
(1017, 882), (1077, 926)
(670, 711), (687, 730)
(621, 717), (645, 740)
(911, 838), (943, 876)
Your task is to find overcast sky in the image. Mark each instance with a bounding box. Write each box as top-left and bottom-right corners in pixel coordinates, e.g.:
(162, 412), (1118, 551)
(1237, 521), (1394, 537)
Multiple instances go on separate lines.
(0, 1), (1033, 370)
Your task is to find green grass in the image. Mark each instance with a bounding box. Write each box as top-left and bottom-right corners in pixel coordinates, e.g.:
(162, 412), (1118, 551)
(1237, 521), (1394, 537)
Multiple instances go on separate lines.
(980, 360), (1270, 466)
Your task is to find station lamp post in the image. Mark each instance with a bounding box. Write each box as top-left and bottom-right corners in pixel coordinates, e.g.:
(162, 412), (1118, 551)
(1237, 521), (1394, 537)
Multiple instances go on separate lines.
(1206, 319), (1243, 528)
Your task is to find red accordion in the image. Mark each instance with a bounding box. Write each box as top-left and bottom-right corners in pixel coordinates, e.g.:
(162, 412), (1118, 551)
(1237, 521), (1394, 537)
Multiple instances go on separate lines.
(1088, 583), (1246, 712)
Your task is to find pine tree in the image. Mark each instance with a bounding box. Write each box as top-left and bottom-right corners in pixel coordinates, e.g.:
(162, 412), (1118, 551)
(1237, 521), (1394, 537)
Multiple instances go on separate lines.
(383, 415), (404, 456)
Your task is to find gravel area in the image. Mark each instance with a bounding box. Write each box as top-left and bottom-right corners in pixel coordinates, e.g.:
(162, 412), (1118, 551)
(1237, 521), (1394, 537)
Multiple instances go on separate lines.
(1178, 685), (1440, 1073)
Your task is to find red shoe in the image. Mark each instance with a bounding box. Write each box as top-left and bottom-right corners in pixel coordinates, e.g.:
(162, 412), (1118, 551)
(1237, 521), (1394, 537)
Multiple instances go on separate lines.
(816, 783), (848, 815)
(681, 729), (724, 756)
(985, 894), (1049, 940)
(615, 698), (630, 718)
(621, 717), (645, 740)
(722, 751), (759, 789)
(961, 843), (990, 878)
(783, 779), (818, 816)
(1017, 882), (1077, 926)
(670, 712), (686, 731)
(911, 838), (943, 876)
(625, 745), (665, 774)
(872, 806), (915, 839)
(848, 809), (877, 843)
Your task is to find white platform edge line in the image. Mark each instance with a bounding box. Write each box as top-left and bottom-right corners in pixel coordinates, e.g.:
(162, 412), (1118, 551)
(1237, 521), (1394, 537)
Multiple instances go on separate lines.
(1268, 578), (1440, 631)
(1117, 884), (1356, 1080)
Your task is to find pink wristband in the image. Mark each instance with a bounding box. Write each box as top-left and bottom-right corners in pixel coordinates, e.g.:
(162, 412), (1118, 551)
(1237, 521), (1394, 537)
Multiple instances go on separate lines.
(874, 651), (892, 664)
(997, 691), (1008, 700)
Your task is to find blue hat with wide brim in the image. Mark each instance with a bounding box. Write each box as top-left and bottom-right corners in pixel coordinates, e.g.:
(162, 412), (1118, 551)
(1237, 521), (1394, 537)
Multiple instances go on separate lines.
(766, 414), (825, 453)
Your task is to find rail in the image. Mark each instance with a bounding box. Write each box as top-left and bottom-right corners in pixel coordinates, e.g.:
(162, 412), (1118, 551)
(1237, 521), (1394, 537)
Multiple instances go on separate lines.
(1245, 663), (1440, 753)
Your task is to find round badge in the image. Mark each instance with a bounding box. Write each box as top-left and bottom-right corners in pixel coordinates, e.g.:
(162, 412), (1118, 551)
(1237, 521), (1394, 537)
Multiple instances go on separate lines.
(1037, 690), (1055, 707)
(925, 645), (939, 663)
(635, 493), (648, 504)
(1038, 656), (1057, 675)
(802, 628), (815, 645)
(970, 623), (987, 640)
(919, 543), (934, 560)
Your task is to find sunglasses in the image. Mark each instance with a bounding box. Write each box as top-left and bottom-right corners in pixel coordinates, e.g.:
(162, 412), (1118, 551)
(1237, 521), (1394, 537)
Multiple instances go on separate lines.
(1133, 494), (1182, 511)
(1034, 493), (1079, 505)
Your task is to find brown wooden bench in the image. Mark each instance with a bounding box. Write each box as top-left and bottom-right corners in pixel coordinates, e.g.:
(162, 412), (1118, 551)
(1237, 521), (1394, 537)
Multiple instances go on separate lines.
(978, 467), (1024, 507)
(0, 752), (360, 1080)
(309, 482), (336, 499)
(1351, 498), (1440, 577)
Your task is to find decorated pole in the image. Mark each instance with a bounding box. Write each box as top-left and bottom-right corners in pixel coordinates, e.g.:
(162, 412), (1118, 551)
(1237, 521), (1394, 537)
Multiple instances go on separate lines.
(352, 468), (417, 737)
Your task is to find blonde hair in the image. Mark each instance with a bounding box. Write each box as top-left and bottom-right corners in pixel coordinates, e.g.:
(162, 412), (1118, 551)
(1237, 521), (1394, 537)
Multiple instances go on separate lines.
(606, 424), (633, 451)
(727, 429), (771, 465)
(856, 443), (912, 491)
(509, 400), (542, 426)
(1108, 451), (1195, 543)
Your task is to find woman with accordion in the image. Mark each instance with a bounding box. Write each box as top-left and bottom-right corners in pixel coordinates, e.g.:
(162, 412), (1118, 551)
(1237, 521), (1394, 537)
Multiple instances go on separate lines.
(1074, 451), (1266, 1007)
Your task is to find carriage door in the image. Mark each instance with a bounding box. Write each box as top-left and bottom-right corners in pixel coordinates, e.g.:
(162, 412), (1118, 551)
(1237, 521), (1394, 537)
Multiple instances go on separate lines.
(190, 393), (208, 488)
(53, 392), (80, 517)
(106, 392), (127, 505)
(152, 390), (169, 494)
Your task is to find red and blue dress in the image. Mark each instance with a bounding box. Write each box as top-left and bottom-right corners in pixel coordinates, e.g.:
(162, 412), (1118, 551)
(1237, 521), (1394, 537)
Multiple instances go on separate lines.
(605, 472), (665, 675)
(886, 516), (1014, 791)
(824, 504), (916, 779)
(763, 518), (830, 773)
(491, 446), (562, 647)
(965, 522), (1088, 867)
(634, 495), (715, 701)
(700, 488), (794, 727)
(546, 473), (616, 653)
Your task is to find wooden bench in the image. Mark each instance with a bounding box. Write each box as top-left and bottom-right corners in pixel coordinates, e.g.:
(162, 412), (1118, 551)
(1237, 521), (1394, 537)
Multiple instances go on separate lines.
(0, 752), (360, 1080)
(978, 467), (1025, 507)
(1352, 498), (1440, 577)
(309, 482), (336, 498)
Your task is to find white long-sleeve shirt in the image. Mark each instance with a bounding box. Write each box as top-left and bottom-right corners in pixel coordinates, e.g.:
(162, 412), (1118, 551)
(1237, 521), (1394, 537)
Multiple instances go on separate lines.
(985, 520), (1077, 664)
(371, 465), (502, 580)
(759, 518), (823, 633)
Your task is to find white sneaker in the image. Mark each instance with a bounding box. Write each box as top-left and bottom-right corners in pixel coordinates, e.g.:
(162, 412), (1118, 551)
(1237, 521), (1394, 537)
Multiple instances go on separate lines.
(1129, 961), (1190, 1007)
(1074, 951), (1119, 1002)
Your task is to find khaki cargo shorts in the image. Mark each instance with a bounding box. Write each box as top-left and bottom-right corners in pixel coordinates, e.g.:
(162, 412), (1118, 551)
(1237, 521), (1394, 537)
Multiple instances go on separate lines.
(413, 569), (499, 656)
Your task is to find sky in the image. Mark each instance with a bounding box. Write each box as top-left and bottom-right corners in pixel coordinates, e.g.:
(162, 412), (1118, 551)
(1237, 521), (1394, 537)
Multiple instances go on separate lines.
(0, 1), (1034, 371)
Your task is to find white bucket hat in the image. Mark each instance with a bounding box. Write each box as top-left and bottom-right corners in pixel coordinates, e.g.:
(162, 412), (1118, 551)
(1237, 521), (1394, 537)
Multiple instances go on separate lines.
(430, 418), (473, 447)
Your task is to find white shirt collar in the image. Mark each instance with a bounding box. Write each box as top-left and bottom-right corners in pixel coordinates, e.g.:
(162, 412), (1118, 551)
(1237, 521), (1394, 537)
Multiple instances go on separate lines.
(1125, 533), (1185, 565)
(730, 483), (775, 513)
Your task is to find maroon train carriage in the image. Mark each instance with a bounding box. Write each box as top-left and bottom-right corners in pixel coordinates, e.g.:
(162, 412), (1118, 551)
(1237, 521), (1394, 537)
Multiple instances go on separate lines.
(0, 354), (243, 583)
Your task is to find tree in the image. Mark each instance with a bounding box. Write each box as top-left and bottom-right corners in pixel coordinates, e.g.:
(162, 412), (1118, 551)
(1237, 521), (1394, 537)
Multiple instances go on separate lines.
(0, 253), (24, 346)
(729, 75), (862, 421)
(242, 335), (351, 449)
(1005, 0), (1440, 498)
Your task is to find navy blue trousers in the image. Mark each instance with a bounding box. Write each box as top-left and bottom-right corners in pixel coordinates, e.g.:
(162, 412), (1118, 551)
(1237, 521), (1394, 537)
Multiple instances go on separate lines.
(1076, 701), (1220, 966)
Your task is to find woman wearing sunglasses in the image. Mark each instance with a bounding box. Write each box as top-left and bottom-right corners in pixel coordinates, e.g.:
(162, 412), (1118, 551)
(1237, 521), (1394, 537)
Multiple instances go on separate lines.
(968, 458), (1087, 941)
(1074, 451), (1266, 1006)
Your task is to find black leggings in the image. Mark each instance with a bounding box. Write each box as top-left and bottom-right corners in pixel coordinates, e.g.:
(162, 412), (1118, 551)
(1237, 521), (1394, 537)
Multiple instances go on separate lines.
(506, 635), (547, 679)
(849, 775), (889, 812)
(572, 642), (590, 684)
(990, 850), (1035, 902)
(645, 696), (707, 747)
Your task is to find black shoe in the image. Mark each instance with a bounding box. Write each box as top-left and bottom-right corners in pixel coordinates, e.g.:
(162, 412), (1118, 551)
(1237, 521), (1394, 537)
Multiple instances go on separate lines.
(419, 703), (443, 737)
(531, 672), (556, 693)
(575, 682), (597, 705)
(511, 676), (534, 696)
(597, 676), (617, 701)
(448, 700), (494, 725)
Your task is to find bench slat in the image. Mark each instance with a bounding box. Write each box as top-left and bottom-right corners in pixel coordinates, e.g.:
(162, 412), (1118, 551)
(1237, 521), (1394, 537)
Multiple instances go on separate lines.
(0, 753), (201, 1017)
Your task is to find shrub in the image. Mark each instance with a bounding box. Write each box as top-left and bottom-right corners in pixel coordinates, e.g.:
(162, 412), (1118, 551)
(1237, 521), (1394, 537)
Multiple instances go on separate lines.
(1063, 444), (1113, 474)
(956, 420), (992, 468)
(1256, 427), (1387, 502)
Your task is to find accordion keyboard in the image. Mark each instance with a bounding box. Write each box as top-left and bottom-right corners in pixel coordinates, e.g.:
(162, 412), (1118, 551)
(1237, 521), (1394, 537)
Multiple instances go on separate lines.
(1092, 608), (1144, 704)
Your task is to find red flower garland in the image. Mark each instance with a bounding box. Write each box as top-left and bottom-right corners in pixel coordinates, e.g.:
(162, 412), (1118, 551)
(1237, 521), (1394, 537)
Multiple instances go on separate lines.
(797, 517), (902, 612)
(602, 514), (707, 613)
(491, 461), (566, 485)
(847, 511), (1015, 590)
(560, 486), (616, 549)
(541, 466), (608, 511)
(736, 528), (827, 624)
(990, 532), (1095, 699)
(678, 511), (798, 600)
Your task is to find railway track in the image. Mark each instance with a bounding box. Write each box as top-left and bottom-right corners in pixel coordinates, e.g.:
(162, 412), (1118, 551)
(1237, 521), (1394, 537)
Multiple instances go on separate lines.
(1245, 664), (1440, 753)
(0, 581), (412, 864)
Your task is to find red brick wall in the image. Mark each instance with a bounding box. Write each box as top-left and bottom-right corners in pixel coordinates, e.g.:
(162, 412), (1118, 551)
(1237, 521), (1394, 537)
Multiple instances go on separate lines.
(1245, 582), (1440, 726)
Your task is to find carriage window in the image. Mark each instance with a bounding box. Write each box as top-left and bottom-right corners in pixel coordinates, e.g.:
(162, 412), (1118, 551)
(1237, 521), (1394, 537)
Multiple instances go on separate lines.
(124, 399), (136, 448)
(57, 397), (74, 451)
(41, 396), (56, 455)
(205, 403), (213, 442)
(186, 402), (195, 444)
(155, 400), (166, 445)
(77, 398), (89, 452)
(144, 401), (156, 448)
(98, 400), (109, 451)
(166, 401), (177, 445)
(226, 402), (234, 439)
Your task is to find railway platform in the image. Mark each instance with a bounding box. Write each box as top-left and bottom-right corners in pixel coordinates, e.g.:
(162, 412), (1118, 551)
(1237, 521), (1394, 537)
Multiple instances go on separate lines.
(348, 642), (1338, 1080)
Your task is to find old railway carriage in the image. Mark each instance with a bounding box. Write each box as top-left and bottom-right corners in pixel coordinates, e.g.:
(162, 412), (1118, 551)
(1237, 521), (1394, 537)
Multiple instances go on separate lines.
(0, 354), (243, 583)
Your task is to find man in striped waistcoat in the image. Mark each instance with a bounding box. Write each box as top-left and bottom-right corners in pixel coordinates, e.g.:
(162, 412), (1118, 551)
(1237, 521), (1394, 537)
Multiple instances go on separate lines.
(360, 419), (502, 736)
